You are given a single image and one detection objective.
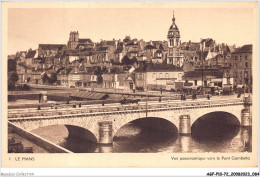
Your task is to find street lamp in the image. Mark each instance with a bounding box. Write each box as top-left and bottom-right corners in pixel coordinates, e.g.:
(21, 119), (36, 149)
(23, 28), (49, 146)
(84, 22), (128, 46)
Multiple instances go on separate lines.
(244, 69), (248, 97)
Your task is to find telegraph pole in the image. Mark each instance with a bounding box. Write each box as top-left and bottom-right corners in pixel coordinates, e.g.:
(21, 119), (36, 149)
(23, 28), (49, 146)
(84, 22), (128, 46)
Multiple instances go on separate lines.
(201, 42), (205, 95)
(146, 85), (148, 118)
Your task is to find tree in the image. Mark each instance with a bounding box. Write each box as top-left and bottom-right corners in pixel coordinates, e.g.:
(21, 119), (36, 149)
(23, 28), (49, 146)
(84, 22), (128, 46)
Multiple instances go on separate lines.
(94, 66), (102, 75)
(8, 72), (19, 90)
(8, 59), (17, 72)
(97, 75), (103, 84)
(121, 55), (131, 65)
(41, 73), (49, 84)
(49, 73), (57, 84)
(102, 67), (108, 73)
(121, 55), (138, 65)
(131, 57), (138, 65)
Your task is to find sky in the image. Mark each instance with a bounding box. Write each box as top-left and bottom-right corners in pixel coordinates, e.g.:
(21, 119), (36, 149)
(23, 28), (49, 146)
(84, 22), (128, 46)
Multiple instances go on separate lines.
(8, 8), (254, 54)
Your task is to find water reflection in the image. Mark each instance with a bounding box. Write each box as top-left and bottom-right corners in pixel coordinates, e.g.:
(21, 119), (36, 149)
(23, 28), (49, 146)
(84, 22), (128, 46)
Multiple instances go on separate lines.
(179, 135), (191, 152)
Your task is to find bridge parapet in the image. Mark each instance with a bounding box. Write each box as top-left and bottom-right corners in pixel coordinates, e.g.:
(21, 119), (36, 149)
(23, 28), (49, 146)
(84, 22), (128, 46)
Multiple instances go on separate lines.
(8, 90), (72, 96)
(8, 98), (248, 145)
(8, 98), (244, 119)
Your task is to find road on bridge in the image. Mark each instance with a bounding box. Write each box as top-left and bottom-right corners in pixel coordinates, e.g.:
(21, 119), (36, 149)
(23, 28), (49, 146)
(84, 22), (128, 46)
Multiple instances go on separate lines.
(8, 94), (245, 119)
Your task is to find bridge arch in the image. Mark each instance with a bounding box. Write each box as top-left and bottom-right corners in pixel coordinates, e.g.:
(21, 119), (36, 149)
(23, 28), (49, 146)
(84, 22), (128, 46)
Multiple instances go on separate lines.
(191, 111), (241, 127)
(113, 117), (178, 140)
(65, 125), (98, 143)
(188, 104), (243, 127)
(191, 111), (240, 141)
(12, 119), (99, 143)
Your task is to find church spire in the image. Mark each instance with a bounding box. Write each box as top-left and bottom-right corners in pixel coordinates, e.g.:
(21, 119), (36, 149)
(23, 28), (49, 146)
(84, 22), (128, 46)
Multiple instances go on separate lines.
(172, 10), (175, 24)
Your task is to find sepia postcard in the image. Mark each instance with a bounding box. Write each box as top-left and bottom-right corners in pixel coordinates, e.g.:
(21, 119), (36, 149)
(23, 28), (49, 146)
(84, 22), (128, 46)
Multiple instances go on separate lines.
(1, 1), (258, 168)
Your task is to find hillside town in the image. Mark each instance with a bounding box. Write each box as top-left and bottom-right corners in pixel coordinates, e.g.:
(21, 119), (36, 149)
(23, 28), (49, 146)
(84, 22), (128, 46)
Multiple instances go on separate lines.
(8, 11), (252, 94)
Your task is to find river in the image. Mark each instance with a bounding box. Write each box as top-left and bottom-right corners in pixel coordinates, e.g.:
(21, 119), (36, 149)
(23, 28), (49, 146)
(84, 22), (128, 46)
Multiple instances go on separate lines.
(31, 116), (252, 153)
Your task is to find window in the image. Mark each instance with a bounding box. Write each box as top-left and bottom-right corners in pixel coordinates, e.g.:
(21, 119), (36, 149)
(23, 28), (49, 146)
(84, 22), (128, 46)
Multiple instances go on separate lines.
(240, 56), (242, 61)
(194, 80), (197, 86)
(234, 63), (238, 68)
(178, 73), (182, 80)
(245, 62), (248, 68)
(153, 73), (156, 78)
(245, 55), (248, 60)
(235, 56), (238, 60)
(165, 73), (169, 78)
(159, 73), (162, 78)
(245, 71), (248, 78)
(170, 39), (173, 47)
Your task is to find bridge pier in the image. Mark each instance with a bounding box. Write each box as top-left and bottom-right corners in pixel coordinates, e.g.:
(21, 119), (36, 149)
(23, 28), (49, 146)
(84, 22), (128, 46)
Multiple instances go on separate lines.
(179, 115), (191, 134)
(241, 95), (252, 127)
(240, 127), (251, 150)
(98, 121), (113, 144)
(241, 109), (251, 126)
(98, 144), (113, 153)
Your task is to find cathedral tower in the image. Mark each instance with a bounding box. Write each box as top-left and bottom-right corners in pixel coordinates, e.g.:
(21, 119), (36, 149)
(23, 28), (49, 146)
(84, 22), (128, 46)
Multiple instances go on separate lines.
(167, 11), (183, 67)
(68, 31), (79, 50)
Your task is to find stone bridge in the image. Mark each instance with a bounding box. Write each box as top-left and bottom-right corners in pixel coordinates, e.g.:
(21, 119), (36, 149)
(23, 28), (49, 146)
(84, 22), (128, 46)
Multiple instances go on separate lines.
(8, 96), (252, 144)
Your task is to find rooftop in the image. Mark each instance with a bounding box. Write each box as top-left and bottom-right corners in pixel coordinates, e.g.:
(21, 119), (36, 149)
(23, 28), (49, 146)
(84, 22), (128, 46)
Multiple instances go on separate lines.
(136, 63), (183, 72)
(232, 44), (252, 54)
(39, 44), (66, 50)
(25, 50), (37, 58)
(79, 38), (93, 44)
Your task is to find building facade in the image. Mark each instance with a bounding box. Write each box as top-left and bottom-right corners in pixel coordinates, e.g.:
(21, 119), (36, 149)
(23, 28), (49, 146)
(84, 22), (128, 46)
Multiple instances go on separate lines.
(135, 63), (184, 90)
(231, 44), (252, 90)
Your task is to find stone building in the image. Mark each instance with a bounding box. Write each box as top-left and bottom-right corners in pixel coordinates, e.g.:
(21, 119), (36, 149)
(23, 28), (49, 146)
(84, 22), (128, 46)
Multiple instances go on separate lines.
(231, 44), (252, 89)
(38, 44), (66, 58)
(67, 31), (93, 50)
(183, 69), (233, 88)
(135, 63), (184, 90)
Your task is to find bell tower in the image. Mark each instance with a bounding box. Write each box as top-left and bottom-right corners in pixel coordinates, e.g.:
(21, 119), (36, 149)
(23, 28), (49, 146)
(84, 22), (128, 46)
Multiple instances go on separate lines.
(68, 31), (79, 50)
(167, 11), (183, 67)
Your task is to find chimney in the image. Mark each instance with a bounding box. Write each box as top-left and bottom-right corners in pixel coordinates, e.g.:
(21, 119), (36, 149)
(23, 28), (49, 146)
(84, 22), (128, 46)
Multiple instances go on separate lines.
(233, 44), (236, 49)
(139, 41), (143, 50)
(115, 40), (118, 48)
